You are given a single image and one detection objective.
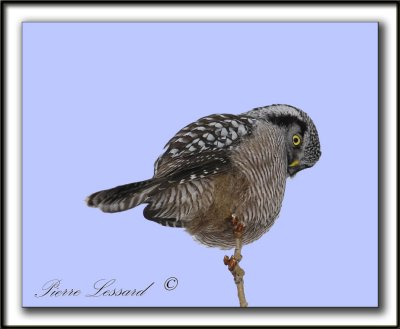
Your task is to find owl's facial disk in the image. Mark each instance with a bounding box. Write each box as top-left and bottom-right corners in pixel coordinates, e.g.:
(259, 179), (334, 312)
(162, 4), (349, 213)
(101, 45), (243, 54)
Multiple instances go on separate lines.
(287, 130), (320, 177)
(248, 104), (321, 177)
(284, 124), (304, 176)
(285, 120), (321, 177)
(287, 148), (307, 177)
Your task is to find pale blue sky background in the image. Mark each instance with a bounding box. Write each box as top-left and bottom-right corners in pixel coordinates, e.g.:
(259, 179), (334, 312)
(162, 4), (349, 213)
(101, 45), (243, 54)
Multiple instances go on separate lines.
(23, 22), (377, 307)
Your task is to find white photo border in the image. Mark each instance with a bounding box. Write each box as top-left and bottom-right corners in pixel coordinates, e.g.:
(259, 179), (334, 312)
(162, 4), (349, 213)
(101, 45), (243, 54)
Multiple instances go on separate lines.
(2, 2), (398, 327)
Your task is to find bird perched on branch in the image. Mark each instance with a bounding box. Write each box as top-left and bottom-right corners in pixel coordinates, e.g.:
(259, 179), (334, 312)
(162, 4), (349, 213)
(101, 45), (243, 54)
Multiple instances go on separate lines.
(86, 104), (321, 249)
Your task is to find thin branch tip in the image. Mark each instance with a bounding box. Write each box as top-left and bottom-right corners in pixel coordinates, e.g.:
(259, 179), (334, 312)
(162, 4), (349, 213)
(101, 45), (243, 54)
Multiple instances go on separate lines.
(224, 214), (248, 307)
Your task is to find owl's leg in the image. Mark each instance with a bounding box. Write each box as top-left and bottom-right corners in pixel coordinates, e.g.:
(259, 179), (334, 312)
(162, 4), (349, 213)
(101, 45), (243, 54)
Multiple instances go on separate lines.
(223, 214), (248, 307)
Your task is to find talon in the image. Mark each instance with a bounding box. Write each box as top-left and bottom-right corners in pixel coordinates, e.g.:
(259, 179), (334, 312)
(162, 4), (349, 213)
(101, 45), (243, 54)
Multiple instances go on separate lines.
(231, 213), (239, 225)
(234, 222), (245, 238)
(235, 223), (244, 232)
(230, 214), (245, 238)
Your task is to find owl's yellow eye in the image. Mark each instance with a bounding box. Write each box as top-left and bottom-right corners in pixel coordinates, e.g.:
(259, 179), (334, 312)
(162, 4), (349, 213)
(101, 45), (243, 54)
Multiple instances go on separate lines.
(292, 134), (301, 146)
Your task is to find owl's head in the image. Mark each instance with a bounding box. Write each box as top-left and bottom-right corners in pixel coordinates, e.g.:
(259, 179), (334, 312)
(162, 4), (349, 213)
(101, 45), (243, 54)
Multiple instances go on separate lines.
(246, 104), (321, 177)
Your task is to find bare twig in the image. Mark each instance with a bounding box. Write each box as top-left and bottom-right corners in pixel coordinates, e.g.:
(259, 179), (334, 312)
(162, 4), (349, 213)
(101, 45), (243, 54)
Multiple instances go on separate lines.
(224, 214), (248, 307)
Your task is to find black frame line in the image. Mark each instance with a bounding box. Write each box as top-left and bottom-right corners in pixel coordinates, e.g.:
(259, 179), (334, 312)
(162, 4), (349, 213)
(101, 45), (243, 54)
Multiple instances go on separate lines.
(1, 1), (398, 328)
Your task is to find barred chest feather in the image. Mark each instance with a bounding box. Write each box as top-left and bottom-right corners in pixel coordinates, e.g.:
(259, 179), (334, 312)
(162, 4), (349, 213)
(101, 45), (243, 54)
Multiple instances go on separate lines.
(231, 122), (287, 235)
(187, 121), (287, 249)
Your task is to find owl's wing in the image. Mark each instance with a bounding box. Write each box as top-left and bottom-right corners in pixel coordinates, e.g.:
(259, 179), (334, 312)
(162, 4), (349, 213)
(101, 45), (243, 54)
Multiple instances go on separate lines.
(142, 114), (256, 227)
(154, 113), (256, 180)
(86, 114), (254, 216)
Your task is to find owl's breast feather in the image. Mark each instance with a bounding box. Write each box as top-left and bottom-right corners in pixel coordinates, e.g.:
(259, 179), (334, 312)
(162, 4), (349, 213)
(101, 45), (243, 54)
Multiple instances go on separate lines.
(230, 121), (287, 230)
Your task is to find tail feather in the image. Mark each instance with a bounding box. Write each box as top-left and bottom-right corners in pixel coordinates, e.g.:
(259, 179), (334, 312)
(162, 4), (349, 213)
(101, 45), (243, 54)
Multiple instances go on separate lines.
(86, 179), (158, 213)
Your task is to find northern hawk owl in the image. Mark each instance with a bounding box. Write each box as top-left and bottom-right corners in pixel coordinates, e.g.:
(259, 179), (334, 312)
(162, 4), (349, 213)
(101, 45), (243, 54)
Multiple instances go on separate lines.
(86, 104), (321, 249)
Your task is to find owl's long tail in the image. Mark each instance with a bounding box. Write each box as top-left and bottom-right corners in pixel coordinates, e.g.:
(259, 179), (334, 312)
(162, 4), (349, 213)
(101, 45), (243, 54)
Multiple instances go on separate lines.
(86, 178), (160, 213)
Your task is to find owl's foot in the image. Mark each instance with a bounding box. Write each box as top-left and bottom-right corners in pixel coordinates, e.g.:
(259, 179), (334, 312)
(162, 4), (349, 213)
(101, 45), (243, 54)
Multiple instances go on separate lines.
(231, 213), (245, 239)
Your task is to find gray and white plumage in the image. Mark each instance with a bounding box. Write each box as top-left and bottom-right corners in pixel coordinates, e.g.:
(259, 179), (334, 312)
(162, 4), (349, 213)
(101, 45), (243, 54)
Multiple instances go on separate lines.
(86, 104), (321, 249)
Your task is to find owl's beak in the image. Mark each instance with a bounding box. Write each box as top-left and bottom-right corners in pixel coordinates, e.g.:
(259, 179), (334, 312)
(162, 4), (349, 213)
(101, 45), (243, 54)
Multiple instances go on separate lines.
(289, 159), (300, 167)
